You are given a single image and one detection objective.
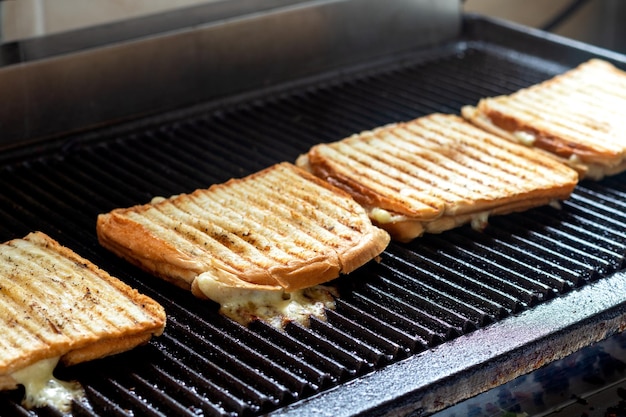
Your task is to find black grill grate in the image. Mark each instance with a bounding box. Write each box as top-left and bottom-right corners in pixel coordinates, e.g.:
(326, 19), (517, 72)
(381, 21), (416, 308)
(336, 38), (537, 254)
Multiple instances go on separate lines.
(1, 38), (625, 416)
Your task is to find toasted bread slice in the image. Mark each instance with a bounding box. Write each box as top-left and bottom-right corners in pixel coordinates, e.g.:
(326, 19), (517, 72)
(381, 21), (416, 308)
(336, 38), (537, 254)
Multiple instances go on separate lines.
(0, 232), (165, 393)
(462, 59), (626, 180)
(297, 114), (579, 242)
(97, 162), (389, 326)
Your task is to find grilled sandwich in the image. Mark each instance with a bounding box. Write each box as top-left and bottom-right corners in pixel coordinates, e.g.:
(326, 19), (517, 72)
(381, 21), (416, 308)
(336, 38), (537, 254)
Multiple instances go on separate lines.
(296, 113), (579, 242)
(462, 59), (626, 180)
(97, 162), (390, 328)
(0, 231), (166, 412)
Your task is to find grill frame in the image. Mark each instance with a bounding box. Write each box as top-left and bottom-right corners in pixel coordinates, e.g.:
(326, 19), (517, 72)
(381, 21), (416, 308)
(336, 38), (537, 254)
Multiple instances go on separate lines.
(1, 12), (626, 417)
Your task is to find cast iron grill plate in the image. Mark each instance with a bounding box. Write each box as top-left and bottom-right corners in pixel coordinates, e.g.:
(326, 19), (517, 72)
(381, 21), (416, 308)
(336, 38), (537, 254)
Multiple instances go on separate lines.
(1, 21), (625, 417)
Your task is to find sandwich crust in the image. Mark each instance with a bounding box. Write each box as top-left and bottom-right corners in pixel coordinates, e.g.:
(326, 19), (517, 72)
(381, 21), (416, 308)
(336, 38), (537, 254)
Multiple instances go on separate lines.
(97, 162), (390, 296)
(0, 232), (166, 389)
(297, 113), (579, 242)
(462, 59), (626, 180)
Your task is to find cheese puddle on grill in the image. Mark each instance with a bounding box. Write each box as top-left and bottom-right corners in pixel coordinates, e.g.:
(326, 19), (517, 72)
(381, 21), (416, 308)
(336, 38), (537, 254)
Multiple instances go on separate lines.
(197, 275), (338, 328)
(10, 356), (85, 413)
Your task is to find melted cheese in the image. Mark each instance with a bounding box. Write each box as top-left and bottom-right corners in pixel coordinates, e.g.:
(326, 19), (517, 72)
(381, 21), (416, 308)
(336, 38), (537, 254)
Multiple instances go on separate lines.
(470, 211), (490, 231)
(370, 207), (393, 224)
(10, 357), (85, 413)
(196, 275), (337, 328)
(549, 199), (562, 210)
(369, 207), (410, 225)
(568, 154), (582, 164)
(513, 130), (536, 146)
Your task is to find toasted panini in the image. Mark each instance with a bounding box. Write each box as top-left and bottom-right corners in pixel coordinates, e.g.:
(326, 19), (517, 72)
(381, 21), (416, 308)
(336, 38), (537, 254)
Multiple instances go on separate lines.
(0, 232), (165, 410)
(297, 113), (579, 242)
(97, 162), (390, 327)
(462, 59), (626, 180)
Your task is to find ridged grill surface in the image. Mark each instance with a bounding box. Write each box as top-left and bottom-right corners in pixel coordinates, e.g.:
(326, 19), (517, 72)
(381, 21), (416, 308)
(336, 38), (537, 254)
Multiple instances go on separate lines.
(0, 41), (625, 417)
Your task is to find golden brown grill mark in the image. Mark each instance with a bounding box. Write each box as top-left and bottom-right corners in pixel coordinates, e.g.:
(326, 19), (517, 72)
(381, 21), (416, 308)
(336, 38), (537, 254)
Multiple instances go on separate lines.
(474, 59), (626, 166)
(300, 112), (578, 243)
(127, 163), (376, 273)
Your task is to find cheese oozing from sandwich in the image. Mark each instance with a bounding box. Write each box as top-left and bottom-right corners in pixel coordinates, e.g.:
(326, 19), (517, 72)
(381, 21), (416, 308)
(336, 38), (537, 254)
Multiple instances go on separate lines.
(10, 357), (84, 413)
(97, 162), (390, 328)
(462, 59), (626, 180)
(0, 232), (166, 412)
(297, 113), (579, 242)
(197, 274), (337, 328)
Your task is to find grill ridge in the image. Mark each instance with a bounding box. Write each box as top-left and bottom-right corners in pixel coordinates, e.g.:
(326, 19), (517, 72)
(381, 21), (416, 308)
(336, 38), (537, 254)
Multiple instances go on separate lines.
(250, 321), (347, 385)
(377, 259), (495, 327)
(398, 242), (525, 313)
(345, 291), (438, 347)
(382, 246), (509, 319)
(365, 271), (479, 333)
(454, 229), (571, 294)
(324, 308), (402, 361)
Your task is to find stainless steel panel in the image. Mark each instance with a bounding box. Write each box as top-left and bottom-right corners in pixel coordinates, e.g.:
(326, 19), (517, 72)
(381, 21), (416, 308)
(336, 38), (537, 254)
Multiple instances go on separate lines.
(0, 0), (461, 146)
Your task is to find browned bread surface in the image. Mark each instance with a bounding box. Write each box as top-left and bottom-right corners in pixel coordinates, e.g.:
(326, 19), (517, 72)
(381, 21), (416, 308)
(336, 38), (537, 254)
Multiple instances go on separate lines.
(297, 113), (579, 242)
(0, 232), (166, 389)
(97, 162), (390, 295)
(463, 59), (626, 180)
